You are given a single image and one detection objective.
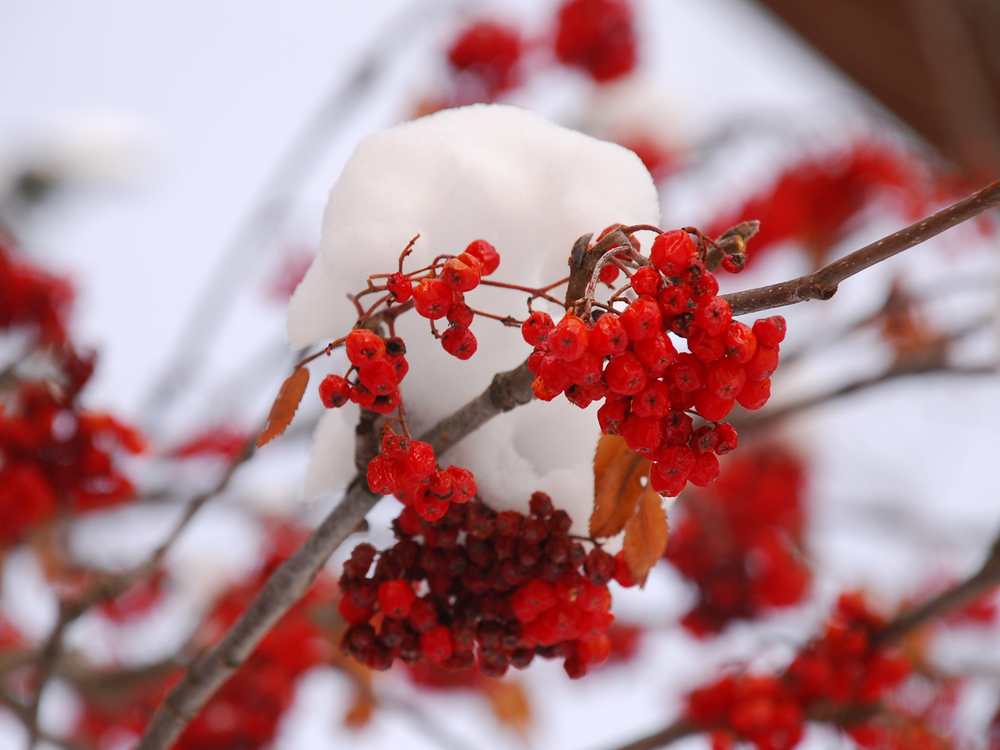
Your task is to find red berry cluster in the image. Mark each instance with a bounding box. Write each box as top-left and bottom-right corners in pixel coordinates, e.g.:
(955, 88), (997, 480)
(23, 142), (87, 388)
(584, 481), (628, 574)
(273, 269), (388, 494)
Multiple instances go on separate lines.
(685, 593), (911, 750)
(447, 21), (523, 101)
(554, 0), (638, 83)
(366, 430), (477, 522)
(666, 450), (810, 635)
(319, 329), (409, 415)
(411, 239), (500, 360)
(0, 235), (74, 345)
(339, 492), (617, 679)
(0, 371), (145, 547)
(318, 240), (500, 413)
(524, 228), (785, 498)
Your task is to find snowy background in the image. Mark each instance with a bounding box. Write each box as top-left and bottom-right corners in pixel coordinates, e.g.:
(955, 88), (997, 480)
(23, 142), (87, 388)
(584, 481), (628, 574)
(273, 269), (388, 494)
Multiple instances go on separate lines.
(1, 1), (999, 749)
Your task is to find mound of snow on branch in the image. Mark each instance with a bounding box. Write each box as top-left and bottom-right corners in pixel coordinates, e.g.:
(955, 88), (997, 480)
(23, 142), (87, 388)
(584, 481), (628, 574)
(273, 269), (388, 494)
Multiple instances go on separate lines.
(288, 104), (659, 530)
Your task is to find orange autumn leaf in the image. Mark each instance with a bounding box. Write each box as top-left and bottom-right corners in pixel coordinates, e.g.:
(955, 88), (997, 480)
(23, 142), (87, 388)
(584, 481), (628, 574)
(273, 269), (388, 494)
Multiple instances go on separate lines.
(590, 434), (651, 539)
(257, 367), (310, 448)
(483, 679), (531, 735)
(623, 486), (669, 587)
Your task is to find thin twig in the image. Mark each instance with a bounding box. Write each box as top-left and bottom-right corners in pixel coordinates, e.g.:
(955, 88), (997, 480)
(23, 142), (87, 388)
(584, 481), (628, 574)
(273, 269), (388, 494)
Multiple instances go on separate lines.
(723, 181), (1000, 316)
(133, 357), (540, 750)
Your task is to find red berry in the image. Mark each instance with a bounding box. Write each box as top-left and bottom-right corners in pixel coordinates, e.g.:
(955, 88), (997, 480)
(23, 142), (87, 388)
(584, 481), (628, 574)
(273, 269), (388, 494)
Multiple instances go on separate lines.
(564, 350), (604, 386)
(367, 453), (400, 495)
(400, 441), (437, 482)
(597, 397), (629, 435)
(442, 257), (481, 292)
(441, 326), (478, 360)
(447, 21), (522, 98)
(658, 284), (691, 316)
(358, 357), (398, 395)
(414, 487), (450, 521)
(420, 624), (454, 663)
(724, 321), (757, 364)
(745, 345), (779, 382)
(445, 466), (477, 503)
(554, 0), (637, 82)
(619, 414), (663, 457)
(669, 353), (705, 393)
(753, 316), (786, 348)
(319, 374), (350, 408)
(694, 295), (732, 337)
(736, 377), (770, 410)
(631, 265), (662, 297)
(386, 272), (413, 303)
(712, 423), (738, 454)
(463, 239), (500, 275)
(634, 331), (677, 375)
(613, 550), (636, 588)
(619, 296), (662, 341)
(694, 389), (735, 422)
(549, 314), (590, 361)
(687, 451), (720, 487)
(412, 278), (454, 319)
(378, 579), (416, 619)
(651, 230), (698, 276)
(650, 445), (695, 496)
(349, 383), (377, 408)
(589, 313), (629, 356)
(706, 357), (747, 399)
(522, 310), (554, 346)
(688, 329), (726, 363)
(512, 579), (558, 622)
(345, 329), (386, 367)
(604, 351), (647, 395)
(447, 301), (474, 328)
(599, 264), (620, 284)
(631, 380), (671, 419)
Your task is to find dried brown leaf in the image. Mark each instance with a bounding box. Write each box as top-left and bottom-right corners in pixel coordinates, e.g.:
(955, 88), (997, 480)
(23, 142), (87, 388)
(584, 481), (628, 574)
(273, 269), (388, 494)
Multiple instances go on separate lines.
(483, 680), (531, 735)
(623, 486), (669, 587)
(590, 434), (651, 539)
(257, 367), (309, 448)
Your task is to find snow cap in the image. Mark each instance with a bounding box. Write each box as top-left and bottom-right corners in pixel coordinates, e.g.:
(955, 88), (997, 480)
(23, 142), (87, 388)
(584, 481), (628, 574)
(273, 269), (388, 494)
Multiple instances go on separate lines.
(289, 104), (660, 530)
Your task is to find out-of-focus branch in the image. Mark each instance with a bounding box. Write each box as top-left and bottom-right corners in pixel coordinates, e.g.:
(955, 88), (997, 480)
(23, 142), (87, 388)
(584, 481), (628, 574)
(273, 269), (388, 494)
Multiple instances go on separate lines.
(22, 437), (256, 749)
(723, 181), (1000, 316)
(599, 522), (1000, 750)
(138, 1), (447, 432)
(133, 356), (538, 750)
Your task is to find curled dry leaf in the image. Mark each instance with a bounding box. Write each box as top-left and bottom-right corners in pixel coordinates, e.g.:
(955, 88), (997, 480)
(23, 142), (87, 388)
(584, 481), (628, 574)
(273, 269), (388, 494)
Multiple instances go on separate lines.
(590, 434), (651, 539)
(623, 486), (669, 587)
(257, 367), (310, 448)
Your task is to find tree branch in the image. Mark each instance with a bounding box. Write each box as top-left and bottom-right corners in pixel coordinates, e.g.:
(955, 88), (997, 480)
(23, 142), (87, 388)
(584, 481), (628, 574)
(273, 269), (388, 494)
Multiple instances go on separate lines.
(133, 357), (538, 750)
(723, 181), (1000, 316)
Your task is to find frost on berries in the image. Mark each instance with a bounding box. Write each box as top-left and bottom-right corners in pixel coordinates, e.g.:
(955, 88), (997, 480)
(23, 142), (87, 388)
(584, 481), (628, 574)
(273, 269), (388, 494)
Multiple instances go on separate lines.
(289, 104), (658, 527)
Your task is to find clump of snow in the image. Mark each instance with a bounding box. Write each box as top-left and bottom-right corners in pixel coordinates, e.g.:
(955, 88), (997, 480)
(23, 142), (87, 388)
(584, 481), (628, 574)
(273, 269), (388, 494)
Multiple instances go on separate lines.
(290, 104), (659, 532)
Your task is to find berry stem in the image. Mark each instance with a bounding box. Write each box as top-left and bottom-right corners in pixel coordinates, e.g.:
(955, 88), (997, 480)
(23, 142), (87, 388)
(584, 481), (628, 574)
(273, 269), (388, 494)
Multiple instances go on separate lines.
(723, 180), (1000, 316)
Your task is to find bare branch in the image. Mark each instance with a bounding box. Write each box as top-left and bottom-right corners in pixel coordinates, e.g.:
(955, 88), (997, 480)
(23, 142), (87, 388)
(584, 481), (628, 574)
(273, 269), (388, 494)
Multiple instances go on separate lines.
(22, 437), (256, 748)
(723, 181), (1000, 316)
(133, 357), (538, 750)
